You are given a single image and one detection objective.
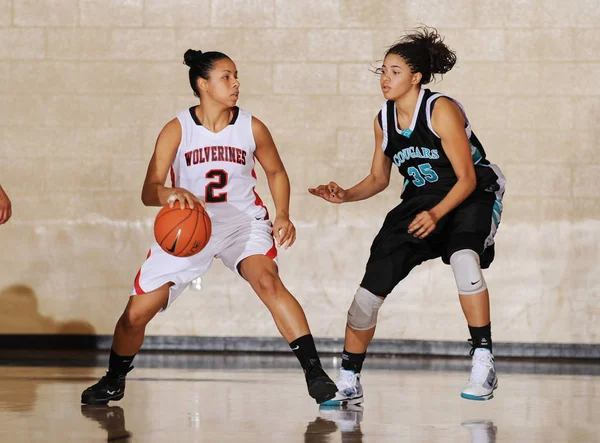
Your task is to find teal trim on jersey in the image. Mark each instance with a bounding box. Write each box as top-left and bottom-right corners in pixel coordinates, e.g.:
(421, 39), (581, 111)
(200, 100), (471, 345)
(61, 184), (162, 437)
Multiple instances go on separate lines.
(492, 211), (500, 228)
(470, 142), (483, 165)
(400, 128), (413, 138)
(401, 178), (410, 194)
(493, 200), (502, 214)
(491, 199), (503, 228)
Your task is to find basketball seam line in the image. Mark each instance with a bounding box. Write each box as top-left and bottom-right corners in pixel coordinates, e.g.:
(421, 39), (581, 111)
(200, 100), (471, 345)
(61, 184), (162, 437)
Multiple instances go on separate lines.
(158, 209), (194, 248)
(202, 210), (211, 250)
(177, 207), (200, 257)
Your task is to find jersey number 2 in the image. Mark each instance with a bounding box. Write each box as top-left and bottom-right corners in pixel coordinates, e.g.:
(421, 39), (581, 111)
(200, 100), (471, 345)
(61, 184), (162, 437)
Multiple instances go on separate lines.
(407, 163), (439, 187)
(205, 169), (228, 202)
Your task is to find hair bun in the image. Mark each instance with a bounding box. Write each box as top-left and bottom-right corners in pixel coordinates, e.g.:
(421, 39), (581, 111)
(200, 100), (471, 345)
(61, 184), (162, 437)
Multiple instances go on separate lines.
(413, 27), (456, 75)
(183, 49), (203, 67)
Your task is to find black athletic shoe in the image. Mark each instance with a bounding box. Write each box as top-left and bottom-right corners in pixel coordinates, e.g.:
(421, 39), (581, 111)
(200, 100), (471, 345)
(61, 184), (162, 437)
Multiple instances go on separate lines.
(81, 371), (130, 405)
(305, 363), (338, 404)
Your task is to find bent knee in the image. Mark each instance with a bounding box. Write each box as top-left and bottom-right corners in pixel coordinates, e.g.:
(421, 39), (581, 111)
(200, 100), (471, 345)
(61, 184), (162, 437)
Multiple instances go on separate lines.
(120, 306), (152, 330)
(254, 272), (282, 298)
(450, 249), (487, 295)
(347, 287), (385, 330)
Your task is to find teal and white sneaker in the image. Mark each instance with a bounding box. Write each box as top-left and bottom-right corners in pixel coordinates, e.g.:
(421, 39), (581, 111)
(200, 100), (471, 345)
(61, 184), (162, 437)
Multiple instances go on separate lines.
(321, 368), (363, 406)
(461, 348), (498, 401)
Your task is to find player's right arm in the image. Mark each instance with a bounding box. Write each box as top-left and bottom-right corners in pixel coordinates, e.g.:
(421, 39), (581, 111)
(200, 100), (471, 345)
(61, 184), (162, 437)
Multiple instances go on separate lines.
(141, 118), (204, 209)
(308, 116), (392, 204)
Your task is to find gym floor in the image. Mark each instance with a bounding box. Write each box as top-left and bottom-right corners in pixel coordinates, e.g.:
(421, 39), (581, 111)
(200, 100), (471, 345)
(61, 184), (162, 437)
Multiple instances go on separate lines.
(0, 351), (598, 442)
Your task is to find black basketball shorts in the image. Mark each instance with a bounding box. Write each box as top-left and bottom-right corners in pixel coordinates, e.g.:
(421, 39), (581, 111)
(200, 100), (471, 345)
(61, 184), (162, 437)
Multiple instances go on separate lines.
(360, 192), (500, 297)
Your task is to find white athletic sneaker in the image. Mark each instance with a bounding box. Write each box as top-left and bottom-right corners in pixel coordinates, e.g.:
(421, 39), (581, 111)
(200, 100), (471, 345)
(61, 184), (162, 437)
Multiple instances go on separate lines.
(319, 403), (363, 433)
(321, 368), (363, 406)
(462, 420), (497, 443)
(461, 348), (498, 401)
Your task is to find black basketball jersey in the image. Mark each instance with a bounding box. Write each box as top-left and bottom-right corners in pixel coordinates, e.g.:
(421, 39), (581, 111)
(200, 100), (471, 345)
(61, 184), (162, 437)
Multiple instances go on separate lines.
(378, 88), (503, 200)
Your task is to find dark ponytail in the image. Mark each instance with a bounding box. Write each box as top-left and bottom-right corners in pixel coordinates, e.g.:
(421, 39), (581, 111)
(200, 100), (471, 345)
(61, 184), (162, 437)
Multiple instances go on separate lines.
(385, 26), (457, 85)
(183, 49), (230, 97)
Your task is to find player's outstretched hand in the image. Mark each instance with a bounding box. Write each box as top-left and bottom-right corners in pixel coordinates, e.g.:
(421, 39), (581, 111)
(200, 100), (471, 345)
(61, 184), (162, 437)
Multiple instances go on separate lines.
(0, 186), (12, 225)
(308, 181), (347, 204)
(167, 188), (206, 210)
(408, 210), (438, 239)
(273, 216), (296, 249)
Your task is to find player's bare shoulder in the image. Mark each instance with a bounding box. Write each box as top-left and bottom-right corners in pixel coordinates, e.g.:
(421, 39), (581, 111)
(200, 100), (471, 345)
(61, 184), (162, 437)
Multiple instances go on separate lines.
(431, 97), (465, 129)
(156, 118), (182, 148)
(251, 116), (275, 149)
(251, 115), (270, 135)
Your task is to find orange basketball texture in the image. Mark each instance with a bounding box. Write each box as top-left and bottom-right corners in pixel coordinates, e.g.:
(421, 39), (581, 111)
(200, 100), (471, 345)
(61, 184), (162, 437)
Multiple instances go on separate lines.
(153, 203), (212, 257)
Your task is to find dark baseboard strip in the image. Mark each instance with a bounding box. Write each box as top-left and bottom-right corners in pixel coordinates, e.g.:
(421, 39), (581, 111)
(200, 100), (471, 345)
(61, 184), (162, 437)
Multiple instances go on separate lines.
(0, 335), (598, 360)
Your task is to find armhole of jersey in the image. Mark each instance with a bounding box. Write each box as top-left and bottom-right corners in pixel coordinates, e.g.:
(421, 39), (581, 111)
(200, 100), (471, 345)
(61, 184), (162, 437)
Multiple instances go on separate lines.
(171, 114), (187, 187)
(174, 114), (186, 158)
(379, 103), (388, 152)
(426, 94), (472, 139)
(247, 112), (257, 154)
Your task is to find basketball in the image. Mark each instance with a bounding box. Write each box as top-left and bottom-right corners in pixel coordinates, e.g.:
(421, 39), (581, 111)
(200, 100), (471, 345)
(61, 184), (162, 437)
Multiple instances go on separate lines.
(153, 203), (212, 257)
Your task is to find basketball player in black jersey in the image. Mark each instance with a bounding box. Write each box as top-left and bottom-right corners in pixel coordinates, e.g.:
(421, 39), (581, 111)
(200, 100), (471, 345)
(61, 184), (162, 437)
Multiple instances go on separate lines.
(310, 27), (506, 404)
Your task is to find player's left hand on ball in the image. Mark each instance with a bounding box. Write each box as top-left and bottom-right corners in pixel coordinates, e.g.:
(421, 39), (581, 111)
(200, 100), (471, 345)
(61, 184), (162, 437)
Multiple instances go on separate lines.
(408, 210), (438, 239)
(167, 188), (205, 210)
(273, 216), (296, 249)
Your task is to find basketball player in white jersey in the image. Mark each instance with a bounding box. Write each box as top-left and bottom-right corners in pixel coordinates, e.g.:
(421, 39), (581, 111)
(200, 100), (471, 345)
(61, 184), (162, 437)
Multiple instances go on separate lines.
(81, 49), (337, 405)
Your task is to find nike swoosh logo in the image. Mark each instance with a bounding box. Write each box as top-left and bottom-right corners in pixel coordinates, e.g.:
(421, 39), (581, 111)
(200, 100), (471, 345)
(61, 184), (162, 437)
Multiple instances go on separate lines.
(106, 390), (119, 395)
(166, 229), (182, 253)
(471, 280), (481, 285)
(291, 345), (299, 350)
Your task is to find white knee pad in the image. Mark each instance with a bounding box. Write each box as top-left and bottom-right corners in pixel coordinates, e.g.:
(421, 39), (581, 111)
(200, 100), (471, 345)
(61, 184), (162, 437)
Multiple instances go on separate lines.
(347, 287), (385, 330)
(450, 249), (487, 295)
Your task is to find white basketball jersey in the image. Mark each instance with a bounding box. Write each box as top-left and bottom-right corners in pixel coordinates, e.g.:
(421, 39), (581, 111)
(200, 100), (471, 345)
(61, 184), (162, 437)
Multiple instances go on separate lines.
(172, 106), (268, 225)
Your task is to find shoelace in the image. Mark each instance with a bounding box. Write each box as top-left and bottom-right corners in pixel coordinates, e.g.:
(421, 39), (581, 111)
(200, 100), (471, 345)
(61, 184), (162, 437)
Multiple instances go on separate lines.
(468, 338), (478, 356)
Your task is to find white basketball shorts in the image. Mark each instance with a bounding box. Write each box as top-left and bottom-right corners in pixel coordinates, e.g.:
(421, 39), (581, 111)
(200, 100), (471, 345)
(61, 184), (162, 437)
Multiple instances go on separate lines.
(131, 218), (277, 309)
